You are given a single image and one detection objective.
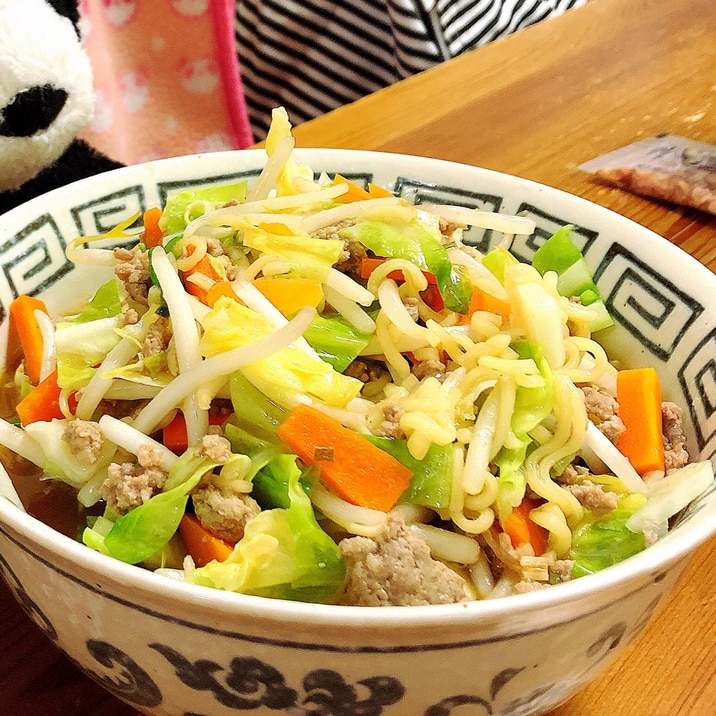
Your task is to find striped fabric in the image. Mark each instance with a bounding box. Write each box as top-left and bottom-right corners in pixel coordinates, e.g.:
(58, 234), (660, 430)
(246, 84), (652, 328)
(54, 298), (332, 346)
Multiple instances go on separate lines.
(234, 0), (588, 140)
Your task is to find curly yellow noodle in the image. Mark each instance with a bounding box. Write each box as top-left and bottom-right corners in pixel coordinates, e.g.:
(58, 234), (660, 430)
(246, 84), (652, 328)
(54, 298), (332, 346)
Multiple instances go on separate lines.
(398, 281), (450, 326)
(454, 508), (495, 535)
(461, 332), (513, 370)
(405, 429), (435, 461)
(529, 502), (573, 557)
(524, 375), (585, 523)
(561, 336), (584, 370)
(366, 258), (427, 295)
(175, 235), (207, 271)
(402, 412), (455, 448)
(424, 319), (473, 363)
(378, 279), (436, 345)
(560, 335), (610, 384)
(460, 375), (498, 411)
(464, 470), (499, 512)
(375, 311), (411, 382)
(565, 300), (605, 338)
(478, 356), (545, 389)
(449, 445), (495, 534)
(467, 311), (504, 340)
(239, 252), (291, 281)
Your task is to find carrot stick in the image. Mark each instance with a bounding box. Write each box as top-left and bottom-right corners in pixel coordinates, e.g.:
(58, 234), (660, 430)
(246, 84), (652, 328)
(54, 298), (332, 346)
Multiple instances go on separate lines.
(502, 496), (549, 556)
(142, 207), (164, 248)
(179, 514), (234, 567)
(616, 367), (665, 474)
(368, 182), (395, 199)
(205, 281), (239, 308)
(276, 403), (413, 512)
(457, 285), (511, 324)
(9, 294), (48, 386)
(334, 174), (373, 202)
(181, 255), (224, 303)
(252, 276), (324, 316)
(16, 369), (64, 425)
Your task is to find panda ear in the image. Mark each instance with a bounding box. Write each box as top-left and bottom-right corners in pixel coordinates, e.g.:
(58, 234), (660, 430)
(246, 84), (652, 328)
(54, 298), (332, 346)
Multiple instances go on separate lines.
(45, 0), (80, 34)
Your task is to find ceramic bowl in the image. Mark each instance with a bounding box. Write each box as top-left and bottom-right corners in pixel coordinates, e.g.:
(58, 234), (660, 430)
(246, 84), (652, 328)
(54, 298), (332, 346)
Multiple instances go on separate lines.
(1, 149), (715, 716)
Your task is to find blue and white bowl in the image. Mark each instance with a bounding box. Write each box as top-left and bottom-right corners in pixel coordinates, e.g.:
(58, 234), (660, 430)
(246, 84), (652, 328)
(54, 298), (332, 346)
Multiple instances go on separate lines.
(1, 149), (715, 716)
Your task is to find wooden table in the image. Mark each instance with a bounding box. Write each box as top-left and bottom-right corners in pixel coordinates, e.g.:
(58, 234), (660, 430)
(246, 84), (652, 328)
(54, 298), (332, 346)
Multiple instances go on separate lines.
(2, 0), (715, 712)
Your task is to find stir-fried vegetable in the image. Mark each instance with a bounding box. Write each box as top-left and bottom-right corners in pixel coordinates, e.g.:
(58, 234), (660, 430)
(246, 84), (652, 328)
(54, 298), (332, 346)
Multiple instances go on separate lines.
(0, 107), (712, 607)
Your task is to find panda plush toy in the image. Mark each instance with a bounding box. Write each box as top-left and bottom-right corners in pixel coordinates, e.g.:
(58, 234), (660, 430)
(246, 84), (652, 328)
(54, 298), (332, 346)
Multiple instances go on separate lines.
(0, 0), (121, 215)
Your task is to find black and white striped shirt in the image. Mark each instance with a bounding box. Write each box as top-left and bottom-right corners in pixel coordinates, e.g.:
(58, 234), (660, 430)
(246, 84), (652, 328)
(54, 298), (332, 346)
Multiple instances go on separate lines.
(234, 0), (588, 140)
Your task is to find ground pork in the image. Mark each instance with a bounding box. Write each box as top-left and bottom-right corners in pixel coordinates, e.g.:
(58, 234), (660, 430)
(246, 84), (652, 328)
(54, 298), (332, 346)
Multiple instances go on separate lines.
(550, 559), (575, 583)
(374, 402), (406, 439)
(62, 419), (103, 465)
(338, 515), (468, 606)
(194, 433), (232, 462)
(343, 359), (387, 384)
(101, 462), (168, 515)
(114, 246), (151, 304)
(137, 443), (170, 469)
(438, 218), (464, 241)
(403, 296), (420, 322)
(412, 358), (446, 381)
(662, 401), (690, 473)
(205, 237), (226, 257)
(556, 462), (591, 485)
(581, 385), (625, 443)
(121, 304), (140, 325)
(565, 480), (619, 516)
(100, 443), (170, 515)
(191, 487), (261, 543)
(143, 317), (172, 356)
(312, 220), (365, 280)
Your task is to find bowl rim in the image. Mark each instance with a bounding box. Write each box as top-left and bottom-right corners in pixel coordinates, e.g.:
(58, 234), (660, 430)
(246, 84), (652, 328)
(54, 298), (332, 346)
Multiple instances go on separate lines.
(1, 148), (715, 629)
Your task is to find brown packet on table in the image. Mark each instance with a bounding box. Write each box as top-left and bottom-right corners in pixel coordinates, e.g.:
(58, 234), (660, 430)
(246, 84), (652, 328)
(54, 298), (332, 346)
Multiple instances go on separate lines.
(578, 134), (716, 215)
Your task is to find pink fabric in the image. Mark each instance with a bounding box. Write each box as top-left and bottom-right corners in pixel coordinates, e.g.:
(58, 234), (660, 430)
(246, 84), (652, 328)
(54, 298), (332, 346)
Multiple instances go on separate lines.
(78, 0), (254, 165)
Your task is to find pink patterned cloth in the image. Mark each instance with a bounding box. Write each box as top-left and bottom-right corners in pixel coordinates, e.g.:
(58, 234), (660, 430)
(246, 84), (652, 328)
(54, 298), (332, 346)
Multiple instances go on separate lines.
(78, 0), (254, 165)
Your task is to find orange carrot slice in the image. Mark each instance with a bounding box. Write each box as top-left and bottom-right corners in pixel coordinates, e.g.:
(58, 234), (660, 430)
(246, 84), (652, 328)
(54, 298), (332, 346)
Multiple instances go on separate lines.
(9, 294), (48, 386)
(503, 496), (549, 556)
(277, 403), (413, 512)
(616, 367), (665, 474)
(179, 514), (235, 567)
(16, 369), (64, 425)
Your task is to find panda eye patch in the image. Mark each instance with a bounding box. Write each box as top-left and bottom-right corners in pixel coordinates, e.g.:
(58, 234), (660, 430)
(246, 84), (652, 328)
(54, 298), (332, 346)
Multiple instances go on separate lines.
(46, 0), (80, 31)
(0, 85), (68, 138)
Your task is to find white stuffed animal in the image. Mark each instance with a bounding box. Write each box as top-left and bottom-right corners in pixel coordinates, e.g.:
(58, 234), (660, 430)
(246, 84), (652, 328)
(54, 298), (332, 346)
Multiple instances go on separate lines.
(0, 0), (120, 214)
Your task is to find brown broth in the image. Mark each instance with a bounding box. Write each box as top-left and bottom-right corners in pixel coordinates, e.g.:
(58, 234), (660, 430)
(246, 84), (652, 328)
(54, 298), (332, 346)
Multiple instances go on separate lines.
(1, 447), (90, 539)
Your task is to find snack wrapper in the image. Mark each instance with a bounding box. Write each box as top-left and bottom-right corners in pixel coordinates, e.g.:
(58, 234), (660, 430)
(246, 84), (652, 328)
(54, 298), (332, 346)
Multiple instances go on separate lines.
(579, 134), (716, 215)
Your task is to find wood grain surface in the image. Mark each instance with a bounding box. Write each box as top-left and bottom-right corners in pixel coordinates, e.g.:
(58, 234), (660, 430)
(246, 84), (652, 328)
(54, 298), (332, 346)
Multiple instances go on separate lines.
(2, 0), (715, 713)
